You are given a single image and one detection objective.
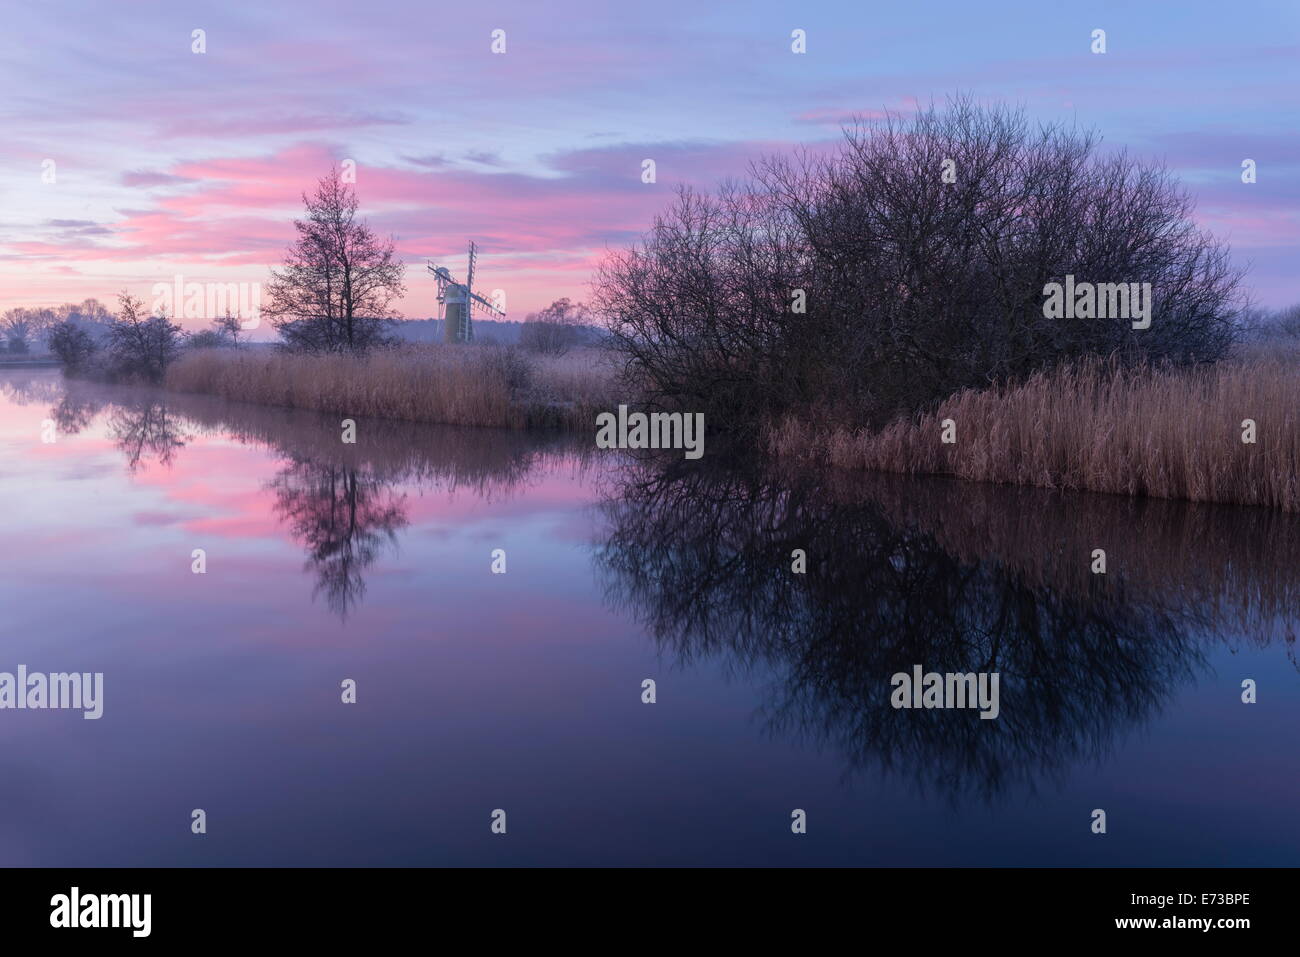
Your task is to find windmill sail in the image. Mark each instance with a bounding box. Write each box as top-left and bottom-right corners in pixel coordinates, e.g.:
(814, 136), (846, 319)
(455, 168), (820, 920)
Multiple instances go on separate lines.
(427, 240), (506, 344)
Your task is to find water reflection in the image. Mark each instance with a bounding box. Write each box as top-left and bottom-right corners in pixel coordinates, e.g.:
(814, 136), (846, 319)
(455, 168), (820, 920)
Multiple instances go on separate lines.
(36, 376), (1299, 803)
(595, 456), (1299, 801)
(108, 403), (190, 471)
(269, 461), (407, 618)
(7, 370), (1297, 863)
(49, 392), (99, 436)
(0, 372), (64, 406)
(46, 378), (588, 619)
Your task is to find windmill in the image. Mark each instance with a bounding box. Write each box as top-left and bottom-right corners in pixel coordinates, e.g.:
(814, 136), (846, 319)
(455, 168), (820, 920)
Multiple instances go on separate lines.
(427, 240), (506, 344)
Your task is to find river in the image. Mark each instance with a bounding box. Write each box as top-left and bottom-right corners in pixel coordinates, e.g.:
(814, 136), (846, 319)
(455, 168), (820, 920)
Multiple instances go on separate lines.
(1, 368), (1295, 865)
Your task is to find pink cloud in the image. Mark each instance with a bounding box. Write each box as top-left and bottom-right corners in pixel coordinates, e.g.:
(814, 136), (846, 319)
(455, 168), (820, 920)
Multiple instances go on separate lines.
(5, 123), (1295, 317)
(1, 138), (804, 317)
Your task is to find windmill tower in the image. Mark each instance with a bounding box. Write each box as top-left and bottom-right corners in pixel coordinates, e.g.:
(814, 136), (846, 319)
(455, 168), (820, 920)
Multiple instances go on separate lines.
(427, 241), (506, 343)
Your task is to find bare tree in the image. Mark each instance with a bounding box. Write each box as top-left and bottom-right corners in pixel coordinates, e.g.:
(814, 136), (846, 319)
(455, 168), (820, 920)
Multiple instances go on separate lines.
(1273, 304), (1300, 339)
(48, 321), (98, 370)
(597, 97), (1246, 431)
(43, 298), (113, 372)
(520, 297), (586, 355)
(264, 168), (407, 353)
(55, 298), (113, 326)
(213, 311), (246, 348)
(1, 307), (54, 354)
(186, 329), (228, 349)
(187, 313), (244, 349)
(106, 291), (185, 382)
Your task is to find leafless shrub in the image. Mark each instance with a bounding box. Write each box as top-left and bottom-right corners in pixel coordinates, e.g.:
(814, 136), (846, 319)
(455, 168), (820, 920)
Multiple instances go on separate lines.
(47, 321), (98, 370)
(520, 298), (586, 355)
(1, 307), (54, 354)
(597, 96), (1246, 433)
(1273, 304), (1300, 339)
(105, 291), (185, 382)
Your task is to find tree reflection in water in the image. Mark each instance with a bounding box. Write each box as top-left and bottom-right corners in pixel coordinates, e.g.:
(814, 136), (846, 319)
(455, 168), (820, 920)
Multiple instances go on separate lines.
(269, 460), (407, 619)
(595, 455), (1300, 802)
(54, 378), (587, 620)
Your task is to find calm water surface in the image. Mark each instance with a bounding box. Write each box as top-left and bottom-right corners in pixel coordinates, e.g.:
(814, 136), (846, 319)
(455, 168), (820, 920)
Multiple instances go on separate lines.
(1, 368), (1296, 866)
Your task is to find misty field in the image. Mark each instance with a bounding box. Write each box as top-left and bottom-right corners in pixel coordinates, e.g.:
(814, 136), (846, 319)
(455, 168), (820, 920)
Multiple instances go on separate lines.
(165, 344), (619, 431)
(768, 346), (1300, 511)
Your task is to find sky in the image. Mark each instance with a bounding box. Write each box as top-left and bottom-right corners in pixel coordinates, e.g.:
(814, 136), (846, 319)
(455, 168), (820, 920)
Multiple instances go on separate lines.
(0, 0), (1296, 332)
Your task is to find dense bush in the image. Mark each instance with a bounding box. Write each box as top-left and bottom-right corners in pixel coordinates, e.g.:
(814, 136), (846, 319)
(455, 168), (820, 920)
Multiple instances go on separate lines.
(105, 294), (185, 382)
(48, 321), (99, 370)
(49, 292), (184, 382)
(520, 298), (585, 356)
(596, 97), (1246, 432)
(0, 306), (53, 354)
(186, 329), (231, 349)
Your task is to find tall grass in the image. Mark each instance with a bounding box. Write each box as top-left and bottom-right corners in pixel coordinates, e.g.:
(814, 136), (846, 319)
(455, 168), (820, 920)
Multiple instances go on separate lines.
(165, 344), (618, 431)
(769, 350), (1300, 511)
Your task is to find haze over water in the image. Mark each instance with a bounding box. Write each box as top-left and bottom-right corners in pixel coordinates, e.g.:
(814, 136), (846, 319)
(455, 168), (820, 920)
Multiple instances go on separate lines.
(0, 368), (1296, 866)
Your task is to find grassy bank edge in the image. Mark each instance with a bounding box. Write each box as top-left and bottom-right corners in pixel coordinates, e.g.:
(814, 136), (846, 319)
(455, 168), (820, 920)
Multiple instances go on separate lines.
(766, 348), (1300, 512)
(163, 345), (620, 432)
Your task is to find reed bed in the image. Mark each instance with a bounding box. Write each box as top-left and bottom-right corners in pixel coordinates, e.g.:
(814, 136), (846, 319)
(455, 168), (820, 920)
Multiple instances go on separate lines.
(769, 352), (1300, 511)
(165, 344), (619, 431)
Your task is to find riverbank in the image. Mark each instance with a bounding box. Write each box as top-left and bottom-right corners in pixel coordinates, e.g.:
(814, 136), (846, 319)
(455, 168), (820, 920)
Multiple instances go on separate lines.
(767, 347), (1300, 512)
(145, 340), (1300, 513)
(164, 344), (619, 431)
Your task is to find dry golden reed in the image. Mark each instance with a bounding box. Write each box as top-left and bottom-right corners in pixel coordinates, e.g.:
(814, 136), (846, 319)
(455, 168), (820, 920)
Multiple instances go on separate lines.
(770, 351), (1300, 511)
(165, 344), (618, 431)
